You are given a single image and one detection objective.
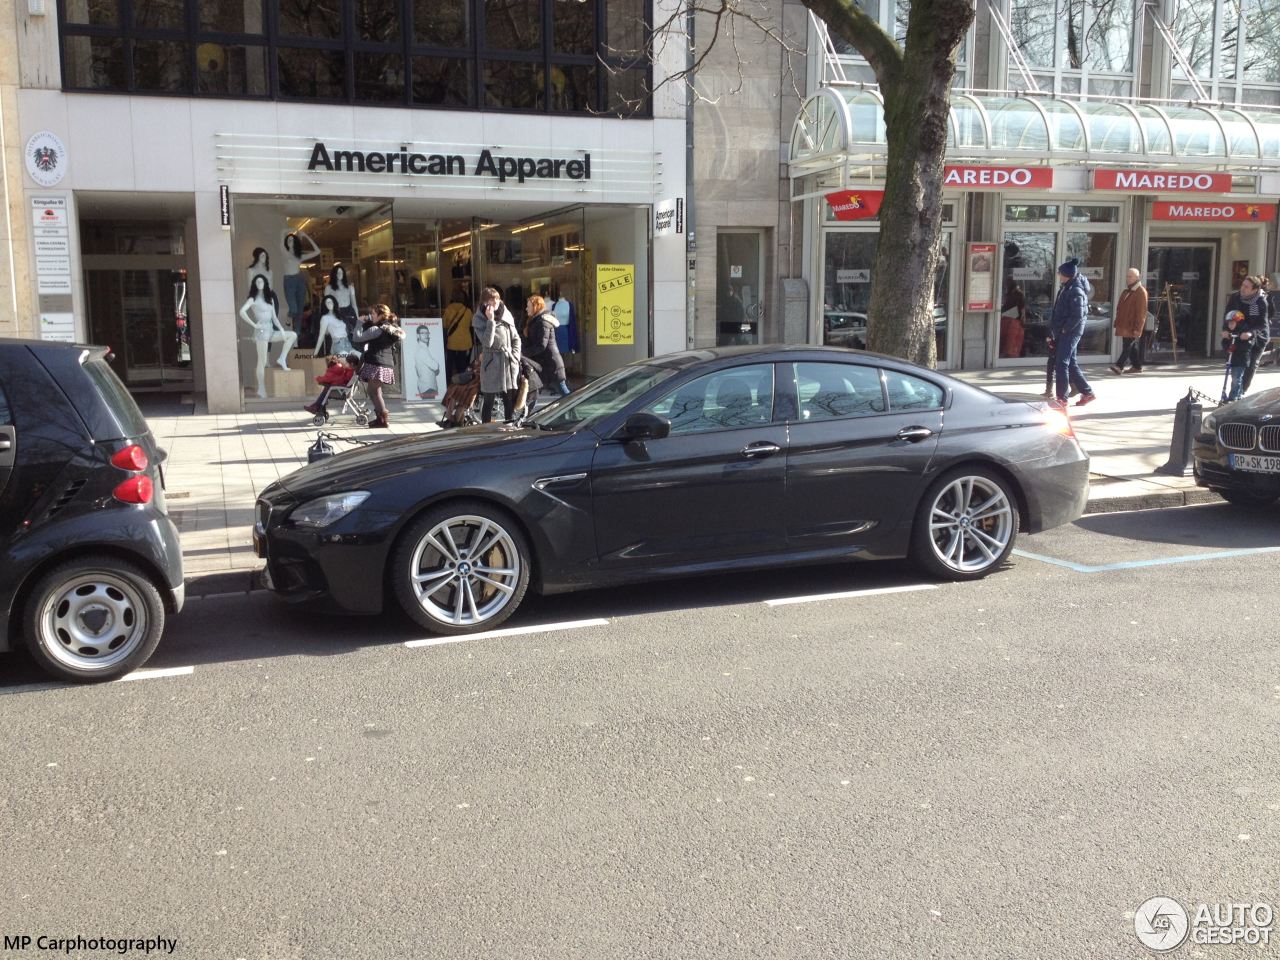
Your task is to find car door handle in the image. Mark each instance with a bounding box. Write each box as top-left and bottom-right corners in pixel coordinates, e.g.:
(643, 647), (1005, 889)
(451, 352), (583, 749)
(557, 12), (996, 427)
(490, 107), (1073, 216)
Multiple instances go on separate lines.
(0, 439), (10, 451)
(741, 441), (781, 459)
(896, 426), (934, 443)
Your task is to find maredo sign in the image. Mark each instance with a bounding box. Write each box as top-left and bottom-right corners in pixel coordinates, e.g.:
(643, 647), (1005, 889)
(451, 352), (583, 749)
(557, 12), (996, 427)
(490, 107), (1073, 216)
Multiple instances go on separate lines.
(942, 165), (1053, 189)
(1152, 202), (1276, 222)
(1093, 169), (1232, 193)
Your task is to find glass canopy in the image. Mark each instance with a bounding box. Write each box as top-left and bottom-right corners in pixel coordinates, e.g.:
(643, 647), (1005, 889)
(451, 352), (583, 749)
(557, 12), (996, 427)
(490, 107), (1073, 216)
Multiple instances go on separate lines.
(789, 88), (1280, 173)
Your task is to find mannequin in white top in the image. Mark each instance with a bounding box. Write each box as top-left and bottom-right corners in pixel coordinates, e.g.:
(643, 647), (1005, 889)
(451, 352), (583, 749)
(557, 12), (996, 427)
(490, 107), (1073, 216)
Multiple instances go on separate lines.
(280, 230), (321, 323)
(245, 247), (273, 295)
(324, 264), (360, 339)
(239, 274), (298, 398)
(313, 294), (353, 358)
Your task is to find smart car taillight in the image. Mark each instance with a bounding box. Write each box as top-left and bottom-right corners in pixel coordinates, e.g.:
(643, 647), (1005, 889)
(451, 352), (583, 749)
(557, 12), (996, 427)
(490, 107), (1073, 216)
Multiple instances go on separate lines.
(112, 476), (153, 504)
(111, 444), (149, 472)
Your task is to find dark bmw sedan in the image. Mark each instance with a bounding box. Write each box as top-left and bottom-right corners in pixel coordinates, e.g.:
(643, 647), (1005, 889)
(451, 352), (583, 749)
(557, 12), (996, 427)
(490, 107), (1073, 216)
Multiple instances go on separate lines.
(255, 346), (1089, 635)
(1194, 386), (1280, 507)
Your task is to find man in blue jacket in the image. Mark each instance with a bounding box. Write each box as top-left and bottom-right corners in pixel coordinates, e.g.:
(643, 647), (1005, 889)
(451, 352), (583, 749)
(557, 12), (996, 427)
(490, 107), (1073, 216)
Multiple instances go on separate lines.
(1050, 258), (1096, 409)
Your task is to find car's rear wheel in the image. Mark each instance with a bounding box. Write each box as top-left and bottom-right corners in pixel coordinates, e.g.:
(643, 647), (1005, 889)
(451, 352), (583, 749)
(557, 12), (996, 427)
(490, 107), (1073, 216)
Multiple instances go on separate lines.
(23, 556), (165, 682)
(911, 467), (1020, 581)
(1218, 489), (1278, 508)
(392, 501), (531, 635)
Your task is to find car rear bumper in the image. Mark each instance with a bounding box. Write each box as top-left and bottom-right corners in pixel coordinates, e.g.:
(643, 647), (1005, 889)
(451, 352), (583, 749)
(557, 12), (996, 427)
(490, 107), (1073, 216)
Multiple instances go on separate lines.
(1019, 446), (1091, 533)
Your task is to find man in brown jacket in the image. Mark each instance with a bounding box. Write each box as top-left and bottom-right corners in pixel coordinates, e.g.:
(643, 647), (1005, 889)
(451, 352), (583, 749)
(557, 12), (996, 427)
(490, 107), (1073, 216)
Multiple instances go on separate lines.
(1111, 267), (1148, 374)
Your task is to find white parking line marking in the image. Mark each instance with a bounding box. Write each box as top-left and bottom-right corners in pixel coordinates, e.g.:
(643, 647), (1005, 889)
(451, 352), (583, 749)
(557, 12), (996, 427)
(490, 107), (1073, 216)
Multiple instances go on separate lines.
(1013, 545), (1280, 573)
(764, 584), (938, 607)
(405, 618), (610, 649)
(116, 666), (196, 682)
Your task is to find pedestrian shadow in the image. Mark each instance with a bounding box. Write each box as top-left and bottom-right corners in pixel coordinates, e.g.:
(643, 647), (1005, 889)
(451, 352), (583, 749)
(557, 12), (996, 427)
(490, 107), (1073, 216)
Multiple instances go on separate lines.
(1073, 500), (1280, 550)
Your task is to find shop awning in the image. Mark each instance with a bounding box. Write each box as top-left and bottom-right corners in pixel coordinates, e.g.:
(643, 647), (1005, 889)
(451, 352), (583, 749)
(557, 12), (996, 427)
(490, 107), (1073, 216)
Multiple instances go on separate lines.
(789, 87), (1280, 177)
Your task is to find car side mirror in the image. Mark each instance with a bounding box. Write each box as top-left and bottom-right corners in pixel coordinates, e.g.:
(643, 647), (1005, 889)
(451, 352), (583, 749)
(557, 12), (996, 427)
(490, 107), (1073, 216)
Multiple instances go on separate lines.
(615, 412), (670, 442)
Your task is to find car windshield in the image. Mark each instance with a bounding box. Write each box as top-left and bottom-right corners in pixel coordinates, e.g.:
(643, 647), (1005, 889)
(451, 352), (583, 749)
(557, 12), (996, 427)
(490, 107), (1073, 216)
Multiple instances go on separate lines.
(528, 363), (680, 430)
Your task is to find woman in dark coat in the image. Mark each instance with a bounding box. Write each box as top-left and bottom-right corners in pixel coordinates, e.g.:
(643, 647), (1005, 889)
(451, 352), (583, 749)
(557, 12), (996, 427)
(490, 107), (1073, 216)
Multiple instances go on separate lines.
(523, 293), (569, 398)
(352, 303), (404, 428)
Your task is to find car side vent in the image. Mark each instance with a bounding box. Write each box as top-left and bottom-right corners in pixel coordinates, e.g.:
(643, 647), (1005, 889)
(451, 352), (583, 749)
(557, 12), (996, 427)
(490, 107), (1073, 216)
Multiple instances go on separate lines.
(1219, 424), (1257, 451)
(46, 479), (87, 518)
(1260, 425), (1280, 454)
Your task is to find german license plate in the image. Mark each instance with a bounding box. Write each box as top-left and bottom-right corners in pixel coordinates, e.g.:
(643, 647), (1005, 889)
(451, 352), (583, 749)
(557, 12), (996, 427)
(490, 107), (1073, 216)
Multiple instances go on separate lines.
(1229, 453), (1280, 473)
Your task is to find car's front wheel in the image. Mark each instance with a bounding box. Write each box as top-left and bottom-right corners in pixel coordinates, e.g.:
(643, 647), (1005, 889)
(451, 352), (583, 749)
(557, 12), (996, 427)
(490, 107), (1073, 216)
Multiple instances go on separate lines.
(392, 501), (531, 635)
(23, 556), (166, 682)
(911, 467), (1020, 581)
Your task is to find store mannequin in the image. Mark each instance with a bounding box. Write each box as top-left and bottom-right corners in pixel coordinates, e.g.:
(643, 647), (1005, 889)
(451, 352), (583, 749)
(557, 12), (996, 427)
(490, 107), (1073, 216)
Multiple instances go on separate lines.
(324, 264), (359, 340)
(313, 294), (353, 358)
(280, 229), (321, 322)
(239, 274), (298, 399)
(245, 247), (273, 294)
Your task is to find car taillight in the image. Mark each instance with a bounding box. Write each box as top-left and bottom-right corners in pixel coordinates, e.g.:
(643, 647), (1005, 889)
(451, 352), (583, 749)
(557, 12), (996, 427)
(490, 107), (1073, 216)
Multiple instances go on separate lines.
(113, 476), (153, 504)
(111, 444), (149, 472)
(1043, 409), (1074, 436)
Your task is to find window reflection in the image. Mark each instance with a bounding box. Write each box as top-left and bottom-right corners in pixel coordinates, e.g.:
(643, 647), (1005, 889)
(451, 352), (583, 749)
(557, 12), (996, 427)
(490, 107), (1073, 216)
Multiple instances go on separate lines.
(63, 0), (117, 26)
(133, 41), (189, 93)
(356, 0), (400, 42)
(199, 0), (263, 34)
(133, 0), (184, 30)
(416, 0), (469, 46)
(554, 0), (595, 54)
(413, 57), (472, 105)
(279, 0), (343, 39)
(64, 35), (125, 89)
(355, 52), (405, 102)
(485, 0), (542, 51)
(484, 60), (543, 109)
(278, 47), (346, 99)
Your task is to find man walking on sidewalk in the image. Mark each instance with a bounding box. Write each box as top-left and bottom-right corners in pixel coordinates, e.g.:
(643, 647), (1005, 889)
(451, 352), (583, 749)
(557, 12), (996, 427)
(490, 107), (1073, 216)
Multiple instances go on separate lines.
(1111, 267), (1147, 375)
(1050, 258), (1096, 409)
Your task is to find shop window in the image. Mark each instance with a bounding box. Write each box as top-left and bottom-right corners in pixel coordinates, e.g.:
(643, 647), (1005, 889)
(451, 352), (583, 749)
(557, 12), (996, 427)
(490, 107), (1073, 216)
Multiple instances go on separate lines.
(198, 44), (268, 95)
(554, 0), (595, 55)
(278, 0), (342, 39)
(413, 57), (473, 106)
(553, 64), (596, 112)
(198, 0), (263, 34)
(1067, 205), (1119, 223)
(133, 40), (189, 93)
(416, 0), (470, 46)
(355, 53), (405, 102)
(64, 0), (118, 26)
(356, 0), (401, 43)
(132, 0), (184, 30)
(1004, 204), (1060, 223)
(483, 60), (544, 109)
(1243, 0), (1280, 84)
(1002, 231), (1058, 358)
(485, 0), (542, 51)
(63, 35), (126, 89)
(278, 47), (346, 99)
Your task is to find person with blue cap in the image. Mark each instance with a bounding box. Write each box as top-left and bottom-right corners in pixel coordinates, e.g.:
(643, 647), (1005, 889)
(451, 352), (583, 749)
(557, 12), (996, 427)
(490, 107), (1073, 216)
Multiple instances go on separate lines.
(1049, 257), (1096, 409)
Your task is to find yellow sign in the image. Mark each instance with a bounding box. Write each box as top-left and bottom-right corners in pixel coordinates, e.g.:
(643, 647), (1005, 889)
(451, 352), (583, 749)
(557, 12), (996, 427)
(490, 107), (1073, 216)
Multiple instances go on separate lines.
(596, 263), (635, 345)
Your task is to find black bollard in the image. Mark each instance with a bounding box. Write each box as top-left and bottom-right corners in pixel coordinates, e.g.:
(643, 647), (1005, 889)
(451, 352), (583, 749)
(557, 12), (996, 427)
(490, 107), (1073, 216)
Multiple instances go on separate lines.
(308, 434), (336, 463)
(1156, 388), (1202, 477)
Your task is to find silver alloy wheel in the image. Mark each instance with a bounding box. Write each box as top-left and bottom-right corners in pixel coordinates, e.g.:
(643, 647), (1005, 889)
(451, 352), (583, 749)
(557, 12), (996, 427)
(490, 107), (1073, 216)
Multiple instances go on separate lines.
(409, 514), (522, 627)
(37, 571), (151, 673)
(927, 475), (1015, 574)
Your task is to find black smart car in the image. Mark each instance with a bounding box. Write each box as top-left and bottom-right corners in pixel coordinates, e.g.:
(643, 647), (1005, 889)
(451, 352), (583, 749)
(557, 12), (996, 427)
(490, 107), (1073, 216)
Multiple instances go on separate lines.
(256, 346), (1089, 636)
(1194, 386), (1280, 507)
(0, 339), (184, 682)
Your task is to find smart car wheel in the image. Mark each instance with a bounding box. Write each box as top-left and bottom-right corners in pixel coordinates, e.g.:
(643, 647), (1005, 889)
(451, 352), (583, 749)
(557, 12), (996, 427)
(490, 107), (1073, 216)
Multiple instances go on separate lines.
(911, 467), (1019, 581)
(23, 556), (166, 682)
(392, 502), (531, 635)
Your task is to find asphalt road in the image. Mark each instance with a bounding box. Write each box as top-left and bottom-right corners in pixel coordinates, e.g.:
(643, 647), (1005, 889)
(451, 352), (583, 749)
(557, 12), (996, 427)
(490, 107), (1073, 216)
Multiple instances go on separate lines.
(3, 501), (1279, 960)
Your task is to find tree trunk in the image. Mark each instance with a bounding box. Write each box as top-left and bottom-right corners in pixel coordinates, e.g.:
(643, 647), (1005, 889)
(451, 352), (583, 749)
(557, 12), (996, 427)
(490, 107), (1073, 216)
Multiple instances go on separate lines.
(863, 1), (972, 367)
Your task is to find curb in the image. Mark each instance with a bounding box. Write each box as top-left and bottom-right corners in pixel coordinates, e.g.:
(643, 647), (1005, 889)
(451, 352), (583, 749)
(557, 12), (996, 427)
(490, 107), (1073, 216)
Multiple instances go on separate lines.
(1083, 487), (1221, 515)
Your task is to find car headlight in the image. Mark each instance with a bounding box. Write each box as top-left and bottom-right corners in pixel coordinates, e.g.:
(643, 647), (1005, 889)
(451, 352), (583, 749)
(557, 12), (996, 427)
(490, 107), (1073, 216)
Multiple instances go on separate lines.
(1201, 413), (1218, 434)
(290, 491), (370, 528)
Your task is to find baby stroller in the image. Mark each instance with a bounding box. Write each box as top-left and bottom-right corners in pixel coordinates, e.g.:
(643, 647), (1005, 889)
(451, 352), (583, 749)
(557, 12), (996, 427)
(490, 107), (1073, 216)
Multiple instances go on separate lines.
(310, 355), (372, 427)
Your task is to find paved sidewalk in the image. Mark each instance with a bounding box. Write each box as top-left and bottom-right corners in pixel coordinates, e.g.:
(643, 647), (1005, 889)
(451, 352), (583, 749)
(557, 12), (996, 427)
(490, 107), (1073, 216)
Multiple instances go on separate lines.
(155, 360), (1273, 580)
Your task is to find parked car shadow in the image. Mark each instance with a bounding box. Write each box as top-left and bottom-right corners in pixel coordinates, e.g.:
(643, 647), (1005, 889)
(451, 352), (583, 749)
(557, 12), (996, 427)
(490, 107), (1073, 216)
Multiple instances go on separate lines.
(1073, 501), (1280, 550)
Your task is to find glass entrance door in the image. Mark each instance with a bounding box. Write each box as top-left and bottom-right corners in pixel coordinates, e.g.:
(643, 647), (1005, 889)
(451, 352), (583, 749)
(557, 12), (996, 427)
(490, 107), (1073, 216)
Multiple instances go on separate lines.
(1146, 243), (1217, 358)
(717, 231), (764, 346)
(85, 268), (191, 390)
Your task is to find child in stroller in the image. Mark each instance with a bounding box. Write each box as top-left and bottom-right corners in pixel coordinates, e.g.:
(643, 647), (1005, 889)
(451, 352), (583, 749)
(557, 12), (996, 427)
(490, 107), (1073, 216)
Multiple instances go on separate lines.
(304, 353), (372, 426)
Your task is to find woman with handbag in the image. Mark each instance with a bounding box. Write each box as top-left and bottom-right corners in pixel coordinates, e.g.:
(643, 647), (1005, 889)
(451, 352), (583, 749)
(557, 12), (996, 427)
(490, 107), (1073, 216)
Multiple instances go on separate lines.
(523, 294), (570, 401)
(473, 287), (522, 423)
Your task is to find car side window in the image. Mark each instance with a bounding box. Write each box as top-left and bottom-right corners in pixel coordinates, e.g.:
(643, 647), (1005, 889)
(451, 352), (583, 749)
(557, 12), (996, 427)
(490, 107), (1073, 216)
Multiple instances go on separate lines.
(884, 370), (945, 411)
(0, 380), (10, 425)
(646, 364), (775, 436)
(791, 362), (885, 422)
